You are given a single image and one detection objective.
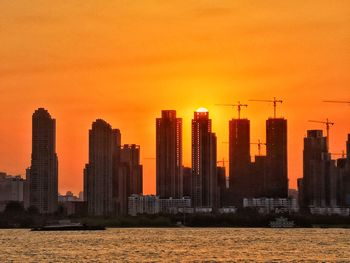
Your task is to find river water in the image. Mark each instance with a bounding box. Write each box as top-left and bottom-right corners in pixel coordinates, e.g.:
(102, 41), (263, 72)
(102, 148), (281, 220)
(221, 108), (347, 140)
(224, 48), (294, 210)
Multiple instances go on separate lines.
(1, 228), (349, 262)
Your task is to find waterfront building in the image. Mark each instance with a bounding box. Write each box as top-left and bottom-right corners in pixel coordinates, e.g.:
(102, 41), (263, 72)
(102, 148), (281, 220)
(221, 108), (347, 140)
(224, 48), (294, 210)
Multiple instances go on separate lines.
(191, 108), (218, 209)
(229, 118), (251, 205)
(243, 197), (298, 214)
(84, 119), (121, 216)
(120, 144), (143, 195)
(265, 118), (288, 198)
(156, 110), (183, 198)
(0, 173), (25, 212)
(29, 108), (58, 214)
(299, 130), (338, 208)
(159, 197), (191, 214)
(182, 166), (192, 197)
(128, 194), (160, 216)
(310, 207), (349, 216)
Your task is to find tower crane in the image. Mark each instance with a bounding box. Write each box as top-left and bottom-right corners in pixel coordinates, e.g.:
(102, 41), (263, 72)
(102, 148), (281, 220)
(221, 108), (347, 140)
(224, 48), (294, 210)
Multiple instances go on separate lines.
(250, 140), (266, 156)
(217, 158), (229, 168)
(249, 97), (283, 118)
(215, 101), (248, 119)
(308, 118), (334, 150)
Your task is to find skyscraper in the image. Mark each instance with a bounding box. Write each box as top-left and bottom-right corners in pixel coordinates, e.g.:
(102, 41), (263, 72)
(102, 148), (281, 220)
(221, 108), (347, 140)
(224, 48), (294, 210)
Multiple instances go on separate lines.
(217, 166), (226, 207)
(182, 166), (192, 198)
(347, 134), (350, 166)
(229, 118), (251, 204)
(191, 108), (218, 209)
(120, 144), (143, 196)
(156, 110), (183, 198)
(29, 108), (58, 214)
(266, 118), (288, 198)
(300, 130), (337, 208)
(84, 119), (121, 216)
(250, 155), (267, 197)
(340, 134), (350, 206)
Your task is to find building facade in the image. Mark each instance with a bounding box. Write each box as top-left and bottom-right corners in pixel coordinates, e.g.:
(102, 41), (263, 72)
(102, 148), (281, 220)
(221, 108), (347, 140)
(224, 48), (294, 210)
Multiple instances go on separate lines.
(229, 118), (251, 205)
(191, 108), (218, 209)
(29, 108), (58, 214)
(128, 194), (160, 216)
(156, 110), (183, 198)
(265, 118), (288, 198)
(0, 173), (25, 212)
(120, 144), (143, 195)
(84, 119), (121, 216)
(243, 197), (298, 214)
(299, 130), (338, 209)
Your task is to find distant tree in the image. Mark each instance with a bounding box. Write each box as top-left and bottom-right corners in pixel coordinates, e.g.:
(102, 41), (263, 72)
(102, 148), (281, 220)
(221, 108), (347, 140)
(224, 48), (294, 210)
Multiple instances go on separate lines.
(4, 201), (25, 214)
(54, 203), (65, 216)
(26, 205), (39, 215)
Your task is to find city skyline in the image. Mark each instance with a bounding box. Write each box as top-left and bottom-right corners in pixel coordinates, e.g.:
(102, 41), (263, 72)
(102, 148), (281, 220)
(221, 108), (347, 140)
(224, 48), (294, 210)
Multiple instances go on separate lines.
(0, 103), (349, 195)
(0, 1), (349, 195)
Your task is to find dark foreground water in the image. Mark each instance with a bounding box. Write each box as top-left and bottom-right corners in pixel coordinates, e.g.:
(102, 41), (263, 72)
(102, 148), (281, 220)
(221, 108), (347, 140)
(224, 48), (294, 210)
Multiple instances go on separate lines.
(1, 228), (349, 262)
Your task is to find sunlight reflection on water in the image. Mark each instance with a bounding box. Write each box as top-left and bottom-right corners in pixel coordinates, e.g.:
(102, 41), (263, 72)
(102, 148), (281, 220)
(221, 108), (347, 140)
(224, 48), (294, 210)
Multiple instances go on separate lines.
(1, 228), (349, 262)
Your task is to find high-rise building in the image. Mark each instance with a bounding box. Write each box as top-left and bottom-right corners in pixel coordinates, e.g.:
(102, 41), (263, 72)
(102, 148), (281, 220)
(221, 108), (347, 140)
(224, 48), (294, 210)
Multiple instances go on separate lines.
(265, 118), (288, 198)
(120, 144), (143, 196)
(217, 166), (227, 207)
(300, 130), (338, 208)
(191, 108), (218, 209)
(229, 119), (251, 204)
(84, 119), (121, 216)
(347, 134), (350, 166)
(250, 155), (267, 197)
(156, 110), (183, 198)
(336, 134), (350, 207)
(182, 166), (192, 197)
(29, 108), (58, 214)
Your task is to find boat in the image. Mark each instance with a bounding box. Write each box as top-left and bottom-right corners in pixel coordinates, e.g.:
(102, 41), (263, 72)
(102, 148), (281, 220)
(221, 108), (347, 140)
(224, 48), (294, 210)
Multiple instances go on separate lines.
(31, 223), (105, 231)
(269, 217), (295, 228)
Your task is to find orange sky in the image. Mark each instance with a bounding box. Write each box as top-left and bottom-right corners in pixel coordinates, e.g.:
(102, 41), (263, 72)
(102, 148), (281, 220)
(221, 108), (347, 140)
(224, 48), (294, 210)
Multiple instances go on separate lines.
(0, 1), (349, 195)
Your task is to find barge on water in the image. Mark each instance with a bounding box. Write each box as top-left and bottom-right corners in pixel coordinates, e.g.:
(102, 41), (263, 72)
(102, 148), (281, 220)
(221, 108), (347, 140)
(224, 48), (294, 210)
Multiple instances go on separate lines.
(31, 223), (105, 231)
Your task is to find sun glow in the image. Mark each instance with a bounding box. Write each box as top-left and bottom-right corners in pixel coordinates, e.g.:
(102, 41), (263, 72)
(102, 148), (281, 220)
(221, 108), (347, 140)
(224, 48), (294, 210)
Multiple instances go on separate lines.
(196, 107), (209, 113)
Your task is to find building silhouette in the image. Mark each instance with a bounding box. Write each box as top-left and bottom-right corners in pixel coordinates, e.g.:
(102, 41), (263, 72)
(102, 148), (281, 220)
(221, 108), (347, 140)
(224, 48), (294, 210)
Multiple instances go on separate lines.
(265, 118), (288, 198)
(217, 166), (227, 207)
(156, 110), (183, 198)
(334, 134), (350, 207)
(84, 119), (121, 216)
(182, 166), (192, 197)
(250, 155), (267, 197)
(299, 130), (338, 208)
(344, 134), (350, 205)
(0, 173), (25, 212)
(347, 134), (350, 164)
(120, 144), (143, 196)
(229, 118), (251, 205)
(191, 108), (218, 209)
(28, 108), (58, 214)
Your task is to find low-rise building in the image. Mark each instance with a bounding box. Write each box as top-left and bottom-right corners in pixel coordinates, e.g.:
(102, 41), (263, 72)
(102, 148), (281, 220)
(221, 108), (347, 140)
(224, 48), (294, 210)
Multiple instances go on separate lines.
(243, 198), (298, 214)
(128, 195), (193, 216)
(218, 207), (237, 214)
(159, 197), (191, 214)
(310, 207), (350, 216)
(0, 172), (26, 212)
(128, 195), (160, 216)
